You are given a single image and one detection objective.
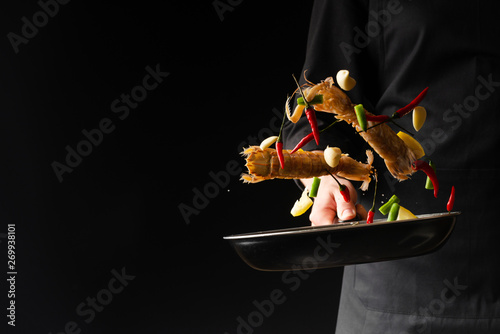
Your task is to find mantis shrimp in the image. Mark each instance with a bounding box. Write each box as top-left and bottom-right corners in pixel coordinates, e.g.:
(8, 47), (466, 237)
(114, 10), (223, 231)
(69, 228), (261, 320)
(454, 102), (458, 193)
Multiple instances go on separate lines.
(286, 76), (418, 180)
(241, 73), (427, 191)
(239, 72), (448, 221)
(241, 146), (374, 190)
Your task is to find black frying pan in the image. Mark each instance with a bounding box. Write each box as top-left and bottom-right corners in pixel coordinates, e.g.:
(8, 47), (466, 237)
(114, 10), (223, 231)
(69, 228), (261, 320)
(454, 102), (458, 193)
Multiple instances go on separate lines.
(224, 212), (460, 271)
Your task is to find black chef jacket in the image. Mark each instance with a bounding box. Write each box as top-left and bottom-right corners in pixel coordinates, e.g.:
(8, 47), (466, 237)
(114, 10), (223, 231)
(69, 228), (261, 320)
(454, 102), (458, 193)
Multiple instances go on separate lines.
(283, 0), (500, 332)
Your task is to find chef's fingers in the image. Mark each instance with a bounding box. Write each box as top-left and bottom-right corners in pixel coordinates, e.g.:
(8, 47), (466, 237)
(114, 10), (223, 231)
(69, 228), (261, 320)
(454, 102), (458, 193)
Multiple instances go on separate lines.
(331, 178), (358, 221)
(304, 176), (358, 225)
(308, 177), (338, 226)
(355, 203), (368, 221)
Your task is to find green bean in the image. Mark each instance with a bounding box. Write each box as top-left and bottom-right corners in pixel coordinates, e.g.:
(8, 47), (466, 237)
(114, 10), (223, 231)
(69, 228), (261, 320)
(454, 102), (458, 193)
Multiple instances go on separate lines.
(309, 177), (321, 198)
(354, 104), (367, 132)
(379, 194), (400, 215)
(387, 203), (400, 221)
(425, 160), (436, 190)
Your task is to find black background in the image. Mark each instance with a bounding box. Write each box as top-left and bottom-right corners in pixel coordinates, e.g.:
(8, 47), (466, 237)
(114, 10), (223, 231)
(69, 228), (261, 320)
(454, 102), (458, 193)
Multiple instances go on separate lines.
(0, 1), (346, 333)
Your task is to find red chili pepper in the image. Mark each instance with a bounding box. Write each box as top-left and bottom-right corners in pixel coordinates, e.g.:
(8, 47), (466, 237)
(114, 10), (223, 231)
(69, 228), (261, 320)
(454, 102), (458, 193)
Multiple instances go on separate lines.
(291, 74), (321, 146)
(290, 120), (340, 154)
(290, 132), (314, 154)
(305, 106), (320, 145)
(447, 186), (455, 213)
(339, 184), (350, 202)
(276, 141), (285, 169)
(393, 87), (429, 119)
(367, 210), (375, 224)
(326, 171), (350, 203)
(412, 159), (439, 198)
(365, 114), (390, 122)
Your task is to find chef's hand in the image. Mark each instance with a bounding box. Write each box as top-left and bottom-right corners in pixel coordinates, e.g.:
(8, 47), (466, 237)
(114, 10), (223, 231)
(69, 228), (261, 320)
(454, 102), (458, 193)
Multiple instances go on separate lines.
(301, 176), (367, 226)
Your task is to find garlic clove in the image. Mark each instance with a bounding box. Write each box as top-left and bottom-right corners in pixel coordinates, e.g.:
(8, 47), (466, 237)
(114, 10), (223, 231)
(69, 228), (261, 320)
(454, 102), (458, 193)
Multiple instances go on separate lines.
(336, 70), (356, 91)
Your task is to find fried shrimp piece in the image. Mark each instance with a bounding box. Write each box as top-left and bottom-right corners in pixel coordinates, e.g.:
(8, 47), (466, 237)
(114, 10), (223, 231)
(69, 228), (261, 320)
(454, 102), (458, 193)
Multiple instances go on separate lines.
(304, 77), (416, 180)
(241, 146), (374, 191)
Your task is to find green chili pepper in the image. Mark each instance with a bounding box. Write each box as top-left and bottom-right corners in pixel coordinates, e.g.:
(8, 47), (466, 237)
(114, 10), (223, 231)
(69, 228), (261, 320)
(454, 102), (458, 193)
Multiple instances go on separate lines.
(379, 194), (400, 215)
(309, 177), (321, 198)
(387, 203), (400, 221)
(354, 104), (367, 132)
(425, 160), (436, 190)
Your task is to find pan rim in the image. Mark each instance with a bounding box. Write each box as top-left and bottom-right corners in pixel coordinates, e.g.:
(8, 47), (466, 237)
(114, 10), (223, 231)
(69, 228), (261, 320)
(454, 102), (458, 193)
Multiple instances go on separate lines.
(223, 211), (461, 240)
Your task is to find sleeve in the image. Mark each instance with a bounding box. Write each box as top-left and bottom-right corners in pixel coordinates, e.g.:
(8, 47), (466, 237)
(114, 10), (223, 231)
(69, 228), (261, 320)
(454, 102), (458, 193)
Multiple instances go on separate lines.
(283, 0), (381, 162)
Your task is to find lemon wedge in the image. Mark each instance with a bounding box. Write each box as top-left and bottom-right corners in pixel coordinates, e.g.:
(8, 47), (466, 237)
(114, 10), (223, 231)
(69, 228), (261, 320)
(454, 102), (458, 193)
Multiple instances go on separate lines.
(290, 189), (313, 217)
(397, 206), (417, 220)
(397, 131), (425, 159)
